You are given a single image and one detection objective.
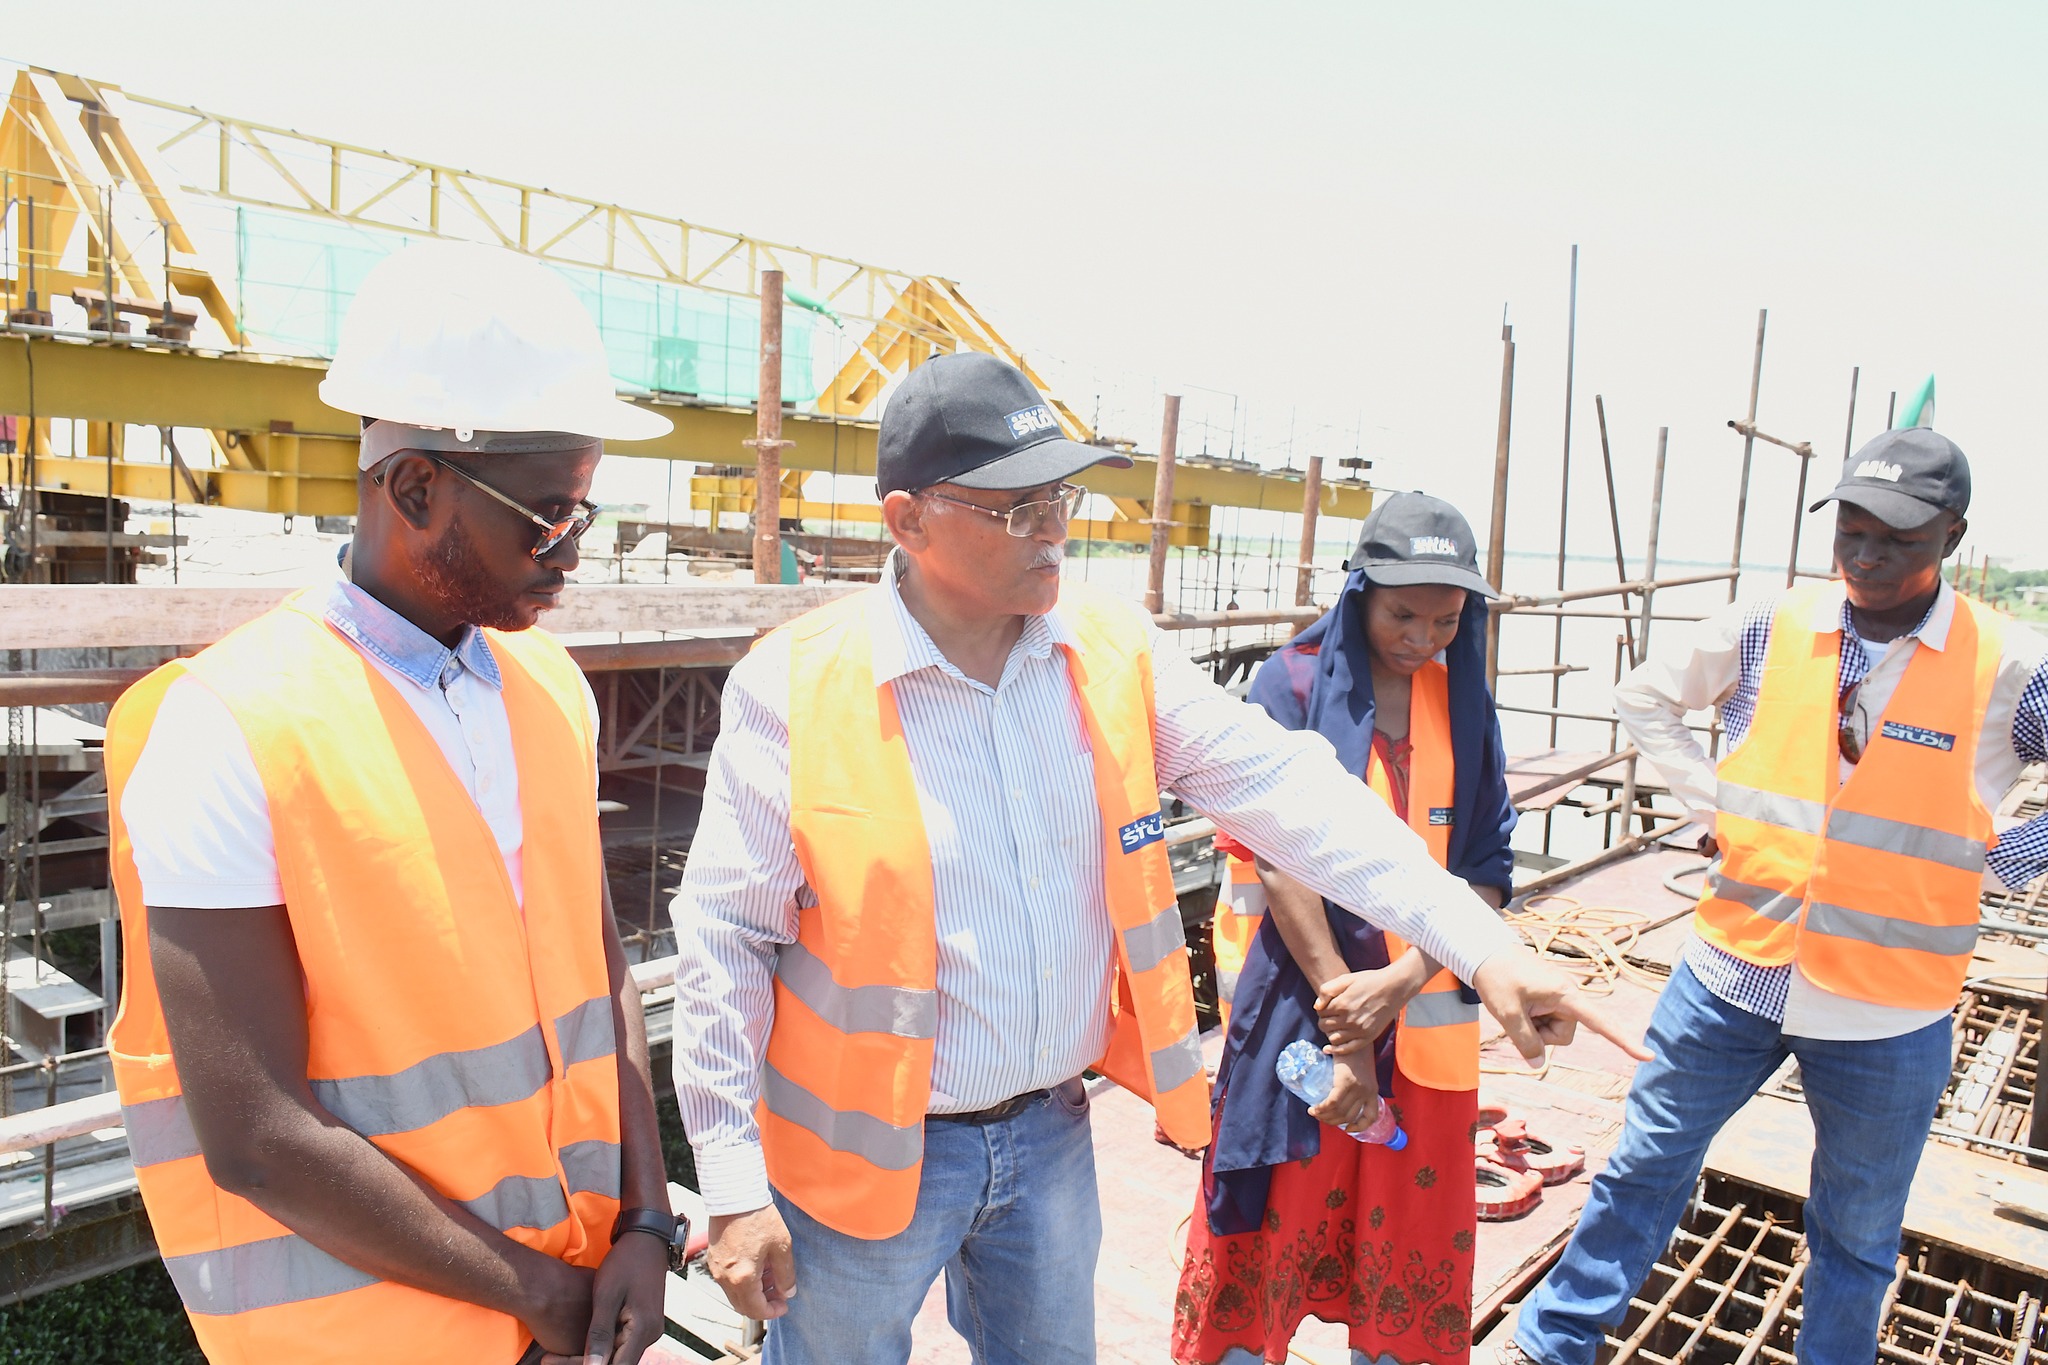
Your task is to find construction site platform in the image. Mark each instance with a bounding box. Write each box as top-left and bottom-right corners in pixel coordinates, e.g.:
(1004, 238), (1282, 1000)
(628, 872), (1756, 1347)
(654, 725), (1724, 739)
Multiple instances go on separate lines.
(837, 842), (2045, 1363)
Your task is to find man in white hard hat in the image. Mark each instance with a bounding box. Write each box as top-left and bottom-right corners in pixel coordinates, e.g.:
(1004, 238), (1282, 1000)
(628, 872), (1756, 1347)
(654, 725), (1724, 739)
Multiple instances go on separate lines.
(103, 241), (679, 1365)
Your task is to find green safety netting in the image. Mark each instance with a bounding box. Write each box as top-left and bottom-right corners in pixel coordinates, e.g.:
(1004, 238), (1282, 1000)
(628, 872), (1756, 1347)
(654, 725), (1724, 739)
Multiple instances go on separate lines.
(230, 208), (821, 406)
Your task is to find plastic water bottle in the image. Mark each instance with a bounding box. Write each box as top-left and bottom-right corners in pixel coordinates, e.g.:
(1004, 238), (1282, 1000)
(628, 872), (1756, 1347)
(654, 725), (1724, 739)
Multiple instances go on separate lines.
(1275, 1039), (1408, 1149)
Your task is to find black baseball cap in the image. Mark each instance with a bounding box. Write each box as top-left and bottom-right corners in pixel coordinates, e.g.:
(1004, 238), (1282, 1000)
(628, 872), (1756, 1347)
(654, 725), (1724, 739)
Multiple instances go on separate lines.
(1810, 427), (1971, 529)
(876, 353), (1131, 495)
(1343, 491), (1499, 599)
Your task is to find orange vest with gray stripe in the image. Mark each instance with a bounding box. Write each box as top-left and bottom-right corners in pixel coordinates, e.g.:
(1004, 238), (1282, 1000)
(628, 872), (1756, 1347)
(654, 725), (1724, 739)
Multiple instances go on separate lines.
(1368, 662), (1481, 1091)
(766, 585), (1210, 1240)
(1212, 858), (1265, 1025)
(1693, 584), (2001, 1011)
(104, 597), (620, 1363)
(1218, 662), (1479, 1089)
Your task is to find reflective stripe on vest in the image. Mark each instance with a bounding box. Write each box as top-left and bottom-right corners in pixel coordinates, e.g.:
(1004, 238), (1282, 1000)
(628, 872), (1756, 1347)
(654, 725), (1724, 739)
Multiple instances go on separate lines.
(1126, 903), (1189, 975)
(763, 1062), (924, 1171)
(1371, 661), (1480, 1092)
(104, 600), (620, 1357)
(769, 584), (1210, 1239)
(775, 940), (939, 1039)
(1694, 585), (2000, 1009)
(1226, 856), (1268, 916)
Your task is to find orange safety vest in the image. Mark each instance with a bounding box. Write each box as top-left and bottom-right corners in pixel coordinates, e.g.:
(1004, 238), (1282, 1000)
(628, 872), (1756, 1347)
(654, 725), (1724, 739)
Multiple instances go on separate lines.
(1693, 584), (2001, 1011)
(1213, 856), (1266, 1024)
(1369, 661), (1481, 1092)
(765, 585), (1210, 1239)
(104, 595), (621, 1364)
(1218, 662), (1478, 1090)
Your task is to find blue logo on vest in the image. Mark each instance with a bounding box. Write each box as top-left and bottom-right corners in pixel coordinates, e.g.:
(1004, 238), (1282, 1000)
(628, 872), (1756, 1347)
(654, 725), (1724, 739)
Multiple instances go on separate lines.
(1428, 807), (1456, 826)
(1004, 404), (1060, 440)
(1879, 721), (1956, 752)
(1118, 811), (1165, 854)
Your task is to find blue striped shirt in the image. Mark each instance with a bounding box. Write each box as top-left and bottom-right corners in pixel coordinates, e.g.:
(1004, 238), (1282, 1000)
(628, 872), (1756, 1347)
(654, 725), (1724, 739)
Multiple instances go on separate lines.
(669, 561), (1522, 1215)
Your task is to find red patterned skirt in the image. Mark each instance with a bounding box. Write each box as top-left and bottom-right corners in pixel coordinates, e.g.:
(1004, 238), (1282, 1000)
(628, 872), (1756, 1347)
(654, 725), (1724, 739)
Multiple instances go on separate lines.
(1172, 1070), (1478, 1364)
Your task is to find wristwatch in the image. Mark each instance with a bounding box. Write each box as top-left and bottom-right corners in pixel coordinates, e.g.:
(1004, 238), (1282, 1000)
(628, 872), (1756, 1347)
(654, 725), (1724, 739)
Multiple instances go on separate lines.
(611, 1207), (690, 1273)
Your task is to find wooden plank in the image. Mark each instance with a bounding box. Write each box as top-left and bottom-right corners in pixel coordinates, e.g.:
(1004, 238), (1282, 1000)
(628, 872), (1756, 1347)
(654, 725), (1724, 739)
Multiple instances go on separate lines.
(0, 583), (859, 650)
(1705, 1092), (2048, 1277)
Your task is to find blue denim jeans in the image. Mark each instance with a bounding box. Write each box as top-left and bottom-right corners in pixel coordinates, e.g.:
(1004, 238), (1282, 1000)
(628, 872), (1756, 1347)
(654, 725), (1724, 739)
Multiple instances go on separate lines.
(762, 1078), (1101, 1365)
(1515, 960), (1950, 1365)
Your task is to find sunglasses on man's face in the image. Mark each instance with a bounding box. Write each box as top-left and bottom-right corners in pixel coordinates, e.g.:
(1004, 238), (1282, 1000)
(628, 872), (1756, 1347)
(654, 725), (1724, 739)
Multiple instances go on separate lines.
(1838, 682), (1867, 765)
(429, 456), (601, 560)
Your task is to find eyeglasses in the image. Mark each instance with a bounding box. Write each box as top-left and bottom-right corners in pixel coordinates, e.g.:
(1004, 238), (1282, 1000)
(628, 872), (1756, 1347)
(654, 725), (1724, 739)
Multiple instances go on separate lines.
(1838, 682), (1868, 765)
(920, 484), (1085, 538)
(429, 456), (601, 560)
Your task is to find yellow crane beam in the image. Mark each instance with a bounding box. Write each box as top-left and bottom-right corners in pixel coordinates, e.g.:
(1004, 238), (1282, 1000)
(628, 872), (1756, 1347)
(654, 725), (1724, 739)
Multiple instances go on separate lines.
(0, 339), (1372, 528)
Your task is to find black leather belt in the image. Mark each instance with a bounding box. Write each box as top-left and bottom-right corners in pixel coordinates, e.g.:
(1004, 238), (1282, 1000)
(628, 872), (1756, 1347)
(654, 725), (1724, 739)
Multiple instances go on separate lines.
(928, 1089), (1047, 1125)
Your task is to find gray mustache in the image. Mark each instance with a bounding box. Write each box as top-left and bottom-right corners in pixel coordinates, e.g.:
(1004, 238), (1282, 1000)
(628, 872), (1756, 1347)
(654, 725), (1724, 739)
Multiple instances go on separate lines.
(1030, 546), (1066, 570)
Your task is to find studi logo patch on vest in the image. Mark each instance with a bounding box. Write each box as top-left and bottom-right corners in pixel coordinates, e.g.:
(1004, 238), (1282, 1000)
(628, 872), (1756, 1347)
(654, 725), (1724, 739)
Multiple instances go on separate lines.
(1428, 807), (1456, 826)
(1118, 811), (1165, 854)
(1880, 720), (1957, 752)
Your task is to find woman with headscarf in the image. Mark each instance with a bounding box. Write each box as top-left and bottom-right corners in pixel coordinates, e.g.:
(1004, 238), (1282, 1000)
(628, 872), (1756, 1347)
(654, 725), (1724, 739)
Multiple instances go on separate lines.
(1173, 492), (1517, 1365)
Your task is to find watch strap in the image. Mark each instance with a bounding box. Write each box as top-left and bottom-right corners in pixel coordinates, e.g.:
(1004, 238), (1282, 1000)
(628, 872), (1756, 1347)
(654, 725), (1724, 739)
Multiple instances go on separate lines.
(612, 1207), (680, 1246)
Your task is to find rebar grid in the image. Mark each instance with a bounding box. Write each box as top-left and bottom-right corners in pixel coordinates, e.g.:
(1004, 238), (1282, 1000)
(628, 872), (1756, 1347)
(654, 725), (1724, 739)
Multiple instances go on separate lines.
(1877, 1261), (2045, 1364)
(1935, 988), (2041, 1163)
(1607, 1194), (1805, 1364)
(1603, 1180), (2048, 1364)
(1763, 987), (2040, 1163)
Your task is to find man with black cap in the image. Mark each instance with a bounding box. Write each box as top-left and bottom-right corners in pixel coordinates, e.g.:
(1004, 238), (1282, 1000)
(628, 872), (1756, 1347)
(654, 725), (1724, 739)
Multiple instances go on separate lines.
(671, 353), (1645, 1365)
(1509, 428), (2048, 1365)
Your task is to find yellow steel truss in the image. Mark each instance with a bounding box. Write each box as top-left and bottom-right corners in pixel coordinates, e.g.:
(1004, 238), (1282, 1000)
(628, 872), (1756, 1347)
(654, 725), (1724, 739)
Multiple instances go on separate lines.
(1, 63), (1372, 542)
(0, 340), (1368, 527)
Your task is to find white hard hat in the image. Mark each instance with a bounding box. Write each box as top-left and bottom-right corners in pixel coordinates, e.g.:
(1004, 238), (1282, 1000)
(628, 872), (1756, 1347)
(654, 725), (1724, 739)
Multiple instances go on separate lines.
(320, 240), (672, 442)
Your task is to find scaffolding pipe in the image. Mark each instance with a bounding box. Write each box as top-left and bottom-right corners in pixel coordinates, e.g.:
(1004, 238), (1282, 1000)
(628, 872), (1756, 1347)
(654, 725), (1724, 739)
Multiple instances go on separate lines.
(1841, 366), (1861, 465)
(1593, 394), (1635, 663)
(1786, 441), (1816, 588)
(1617, 427), (1669, 840)
(1548, 247), (1580, 744)
(1485, 321), (1515, 686)
(1294, 455), (1322, 608)
(1729, 308), (1767, 601)
(750, 269), (788, 585)
(1637, 429), (1670, 661)
(1490, 568), (1735, 611)
(1145, 394), (1181, 614)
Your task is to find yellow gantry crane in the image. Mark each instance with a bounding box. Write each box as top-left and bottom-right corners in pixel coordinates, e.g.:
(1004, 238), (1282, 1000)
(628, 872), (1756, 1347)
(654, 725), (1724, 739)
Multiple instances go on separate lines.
(0, 64), (1367, 539)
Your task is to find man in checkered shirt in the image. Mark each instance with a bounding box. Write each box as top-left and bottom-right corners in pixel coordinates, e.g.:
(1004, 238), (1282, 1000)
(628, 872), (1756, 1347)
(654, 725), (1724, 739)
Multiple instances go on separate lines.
(1510, 428), (2048, 1365)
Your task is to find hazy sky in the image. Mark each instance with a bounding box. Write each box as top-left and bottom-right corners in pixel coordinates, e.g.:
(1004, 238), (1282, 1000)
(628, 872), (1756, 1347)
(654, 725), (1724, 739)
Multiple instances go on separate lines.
(15, 2), (2046, 567)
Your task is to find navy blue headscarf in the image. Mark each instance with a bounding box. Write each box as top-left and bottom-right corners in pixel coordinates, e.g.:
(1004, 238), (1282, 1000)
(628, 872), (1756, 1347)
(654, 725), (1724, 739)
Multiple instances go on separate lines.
(1202, 567), (1515, 1235)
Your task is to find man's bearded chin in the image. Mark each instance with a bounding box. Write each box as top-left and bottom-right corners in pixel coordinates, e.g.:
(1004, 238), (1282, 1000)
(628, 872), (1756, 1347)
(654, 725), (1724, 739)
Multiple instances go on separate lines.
(418, 517), (529, 631)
